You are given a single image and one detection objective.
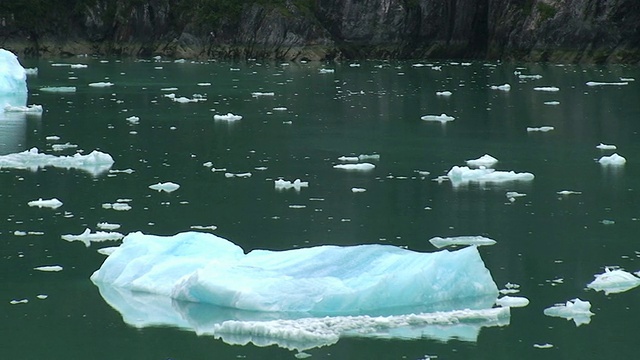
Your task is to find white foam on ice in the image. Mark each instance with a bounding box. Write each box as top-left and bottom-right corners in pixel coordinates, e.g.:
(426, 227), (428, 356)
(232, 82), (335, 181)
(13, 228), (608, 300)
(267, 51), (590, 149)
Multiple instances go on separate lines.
(333, 163), (375, 171)
(429, 236), (497, 248)
(214, 113), (242, 121)
(27, 198), (63, 209)
(275, 179), (309, 191)
(0, 147), (114, 175)
(91, 231), (500, 314)
(62, 228), (124, 247)
(447, 166), (534, 185)
(421, 114), (455, 122)
(543, 298), (594, 326)
(149, 182), (180, 193)
(466, 154), (498, 168)
(587, 268), (640, 295)
(598, 153), (626, 165)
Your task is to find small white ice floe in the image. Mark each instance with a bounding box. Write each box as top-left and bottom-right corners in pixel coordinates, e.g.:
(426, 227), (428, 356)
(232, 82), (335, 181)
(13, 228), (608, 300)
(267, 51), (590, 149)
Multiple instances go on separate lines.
(51, 143), (78, 152)
(557, 190), (582, 196)
(543, 298), (594, 326)
(34, 265), (63, 272)
(97, 222), (121, 230)
(351, 187), (366, 193)
(490, 84), (511, 91)
(428, 235), (497, 248)
(587, 267), (640, 295)
(586, 81), (628, 86)
(598, 153), (626, 165)
(358, 154), (380, 161)
(533, 86), (559, 92)
(97, 247), (119, 256)
(527, 126), (554, 132)
(25, 67), (38, 75)
(214, 113), (242, 121)
(436, 91), (452, 96)
(40, 86), (76, 93)
(499, 282), (520, 294)
(596, 143), (617, 150)
(10, 299), (29, 305)
(338, 156), (359, 162)
(251, 92), (275, 97)
(506, 191), (526, 202)
(333, 163), (376, 171)
(88, 82), (114, 87)
(274, 179), (308, 191)
(421, 113), (455, 122)
(4, 104), (44, 113)
(496, 296), (529, 308)
(62, 228), (124, 247)
(319, 68), (334, 74)
(27, 198), (63, 209)
(102, 202), (132, 211)
(190, 225), (218, 231)
(272, 107), (288, 111)
(533, 343), (554, 349)
(197, 82), (212, 86)
(149, 182), (180, 193)
(447, 166), (534, 184)
(519, 74), (543, 80)
(544, 101), (560, 105)
(126, 116), (140, 124)
(225, 172), (252, 178)
(466, 154), (498, 167)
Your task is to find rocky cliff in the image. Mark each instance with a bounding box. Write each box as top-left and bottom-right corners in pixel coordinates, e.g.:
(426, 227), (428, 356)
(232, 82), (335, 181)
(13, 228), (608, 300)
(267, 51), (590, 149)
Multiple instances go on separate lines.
(1, 0), (638, 63)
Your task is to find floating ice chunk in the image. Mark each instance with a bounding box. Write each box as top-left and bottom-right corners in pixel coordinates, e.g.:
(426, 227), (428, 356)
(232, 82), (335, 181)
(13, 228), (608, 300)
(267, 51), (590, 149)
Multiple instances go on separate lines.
(197, 82), (211, 86)
(436, 91), (452, 96)
(4, 104), (43, 113)
(273, 107), (288, 111)
(527, 126), (554, 132)
(27, 198), (63, 209)
(51, 142), (78, 152)
(506, 191), (526, 202)
(466, 154), (498, 168)
(34, 265), (63, 272)
(447, 166), (534, 185)
(10, 299), (28, 305)
(358, 154), (380, 161)
(421, 114), (455, 122)
(351, 187), (366, 193)
(275, 179), (308, 191)
(587, 268), (640, 295)
(533, 86), (559, 92)
(36, 294), (48, 300)
(25, 67), (38, 76)
(557, 190), (582, 195)
(126, 116), (140, 124)
(225, 172), (252, 178)
(333, 163), (375, 171)
(0, 147), (114, 175)
(251, 92), (275, 97)
(91, 231), (500, 314)
(190, 225), (218, 231)
(149, 182), (180, 193)
(598, 153), (626, 165)
(495, 296), (529, 308)
(586, 81), (628, 86)
(98, 247), (119, 256)
(319, 69), (334, 74)
(62, 228), (124, 247)
(102, 202), (132, 211)
(214, 113), (242, 121)
(543, 298), (594, 326)
(534, 343), (554, 349)
(544, 101), (560, 105)
(89, 82), (114, 87)
(70, 64), (88, 69)
(620, 77), (635, 82)
(429, 236), (497, 248)
(338, 156), (359, 162)
(97, 222), (121, 230)
(596, 143), (617, 150)
(518, 74), (542, 79)
(40, 86), (76, 93)
(490, 84), (511, 91)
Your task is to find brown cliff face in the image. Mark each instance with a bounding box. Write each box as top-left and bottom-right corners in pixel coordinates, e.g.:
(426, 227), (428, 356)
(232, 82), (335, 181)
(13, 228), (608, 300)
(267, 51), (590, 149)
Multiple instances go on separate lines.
(0, 0), (638, 63)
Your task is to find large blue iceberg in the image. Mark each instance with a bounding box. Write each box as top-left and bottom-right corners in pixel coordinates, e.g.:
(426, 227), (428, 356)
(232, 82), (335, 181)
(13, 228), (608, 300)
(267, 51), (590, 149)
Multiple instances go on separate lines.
(91, 232), (499, 314)
(91, 232), (507, 350)
(0, 49), (28, 108)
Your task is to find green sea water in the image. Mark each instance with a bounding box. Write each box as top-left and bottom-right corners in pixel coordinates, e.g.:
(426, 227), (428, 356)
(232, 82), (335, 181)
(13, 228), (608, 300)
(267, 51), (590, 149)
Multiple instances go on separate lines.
(1, 57), (640, 359)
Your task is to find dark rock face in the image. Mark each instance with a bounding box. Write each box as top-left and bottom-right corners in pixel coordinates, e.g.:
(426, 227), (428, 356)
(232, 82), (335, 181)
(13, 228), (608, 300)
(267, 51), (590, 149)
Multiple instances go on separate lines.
(0, 0), (638, 63)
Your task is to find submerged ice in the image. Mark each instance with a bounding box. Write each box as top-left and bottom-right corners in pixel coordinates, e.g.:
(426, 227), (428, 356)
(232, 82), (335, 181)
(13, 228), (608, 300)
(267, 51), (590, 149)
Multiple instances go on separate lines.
(91, 232), (499, 314)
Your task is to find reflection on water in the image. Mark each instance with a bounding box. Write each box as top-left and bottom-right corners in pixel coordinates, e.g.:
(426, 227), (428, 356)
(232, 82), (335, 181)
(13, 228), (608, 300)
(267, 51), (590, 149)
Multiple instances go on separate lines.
(95, 282), (510, 352)
(0, 91), (28, 154)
